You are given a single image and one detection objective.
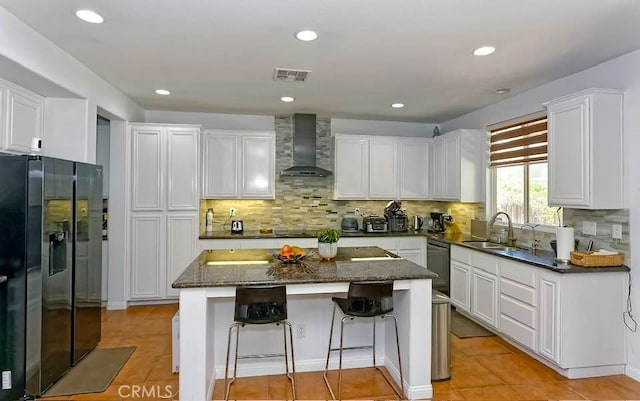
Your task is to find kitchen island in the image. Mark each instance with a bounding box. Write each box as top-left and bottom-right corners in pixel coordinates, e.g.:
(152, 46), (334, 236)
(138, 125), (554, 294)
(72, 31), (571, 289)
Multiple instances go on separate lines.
(172, 246), (438, 400)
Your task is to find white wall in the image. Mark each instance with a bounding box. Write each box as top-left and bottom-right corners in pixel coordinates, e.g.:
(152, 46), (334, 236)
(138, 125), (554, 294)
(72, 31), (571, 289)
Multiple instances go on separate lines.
(440, 48), (640, 379)
(331, 118), (436, 137)
(43, 98), (88, 162)
(145, 110), (275, 131)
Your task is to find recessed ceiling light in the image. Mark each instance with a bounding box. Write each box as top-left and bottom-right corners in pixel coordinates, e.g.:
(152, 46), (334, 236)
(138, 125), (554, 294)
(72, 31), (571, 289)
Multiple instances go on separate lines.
(391, 103), (405, 109)
(280, 96), (295, 102)
(155, 89), (170, 95)
(75, 9), (104, 24)
(473, 46), (496, 56)
(295, 30), (318, 42)
(493, 88), (511, 95)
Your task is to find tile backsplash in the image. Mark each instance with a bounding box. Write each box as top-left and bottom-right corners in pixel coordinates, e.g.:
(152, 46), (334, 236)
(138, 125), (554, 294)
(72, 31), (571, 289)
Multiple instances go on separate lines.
(200, 116), (484, 234)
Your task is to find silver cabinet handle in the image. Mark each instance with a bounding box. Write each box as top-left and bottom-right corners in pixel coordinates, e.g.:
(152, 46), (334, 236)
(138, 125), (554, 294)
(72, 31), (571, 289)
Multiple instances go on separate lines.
(0, 275), (7, 284)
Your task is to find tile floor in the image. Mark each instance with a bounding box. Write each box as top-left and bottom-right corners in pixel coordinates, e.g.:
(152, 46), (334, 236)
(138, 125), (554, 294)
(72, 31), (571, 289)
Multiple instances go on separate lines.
(42, 304), (640, 400)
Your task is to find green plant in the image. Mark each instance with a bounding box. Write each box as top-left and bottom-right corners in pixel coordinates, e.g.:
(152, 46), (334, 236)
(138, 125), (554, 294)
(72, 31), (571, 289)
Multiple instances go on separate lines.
(317, 228), (340, 243)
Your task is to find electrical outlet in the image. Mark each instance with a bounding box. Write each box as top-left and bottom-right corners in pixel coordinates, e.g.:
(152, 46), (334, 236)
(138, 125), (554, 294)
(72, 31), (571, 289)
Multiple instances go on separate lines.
(354, 208), (361, 215)
(296, 324), (306, 339)
(229, 208), (236, 217)
(583, 221), (597, 236)
(2, 371), (11, 390)
(612, 224), (623, 240)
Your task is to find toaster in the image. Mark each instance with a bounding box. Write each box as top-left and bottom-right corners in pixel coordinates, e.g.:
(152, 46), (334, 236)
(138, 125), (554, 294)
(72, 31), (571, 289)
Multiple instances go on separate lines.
(363, 216), (388, 233)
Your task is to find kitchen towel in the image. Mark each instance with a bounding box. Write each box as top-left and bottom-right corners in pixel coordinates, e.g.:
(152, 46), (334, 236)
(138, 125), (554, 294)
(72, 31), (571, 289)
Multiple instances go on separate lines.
(556, 226), (575, 261)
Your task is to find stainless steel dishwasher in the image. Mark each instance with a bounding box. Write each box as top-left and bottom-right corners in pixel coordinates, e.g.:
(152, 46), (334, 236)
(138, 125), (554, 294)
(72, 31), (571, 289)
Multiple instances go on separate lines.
(427, 238), (450, 295)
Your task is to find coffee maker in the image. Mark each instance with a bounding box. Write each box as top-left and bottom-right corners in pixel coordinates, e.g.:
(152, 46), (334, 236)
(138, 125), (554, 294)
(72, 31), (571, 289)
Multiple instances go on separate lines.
(384, 200), (408, 232)
(428, 212), (445, 233)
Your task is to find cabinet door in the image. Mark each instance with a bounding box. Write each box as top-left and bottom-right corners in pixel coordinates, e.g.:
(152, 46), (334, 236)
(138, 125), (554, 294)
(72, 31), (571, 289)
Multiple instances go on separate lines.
(431, 138), (445, 199)
(399, 139), (430, 199)
(241, 135), (275, 198)
(130, 214), (165, 299)
(547, 97), (590, 207)
(334, 137), (369, 199)
(202, 133), (239, 198)
(369, 138), (398, 199)
(167, 127), (199, 210)
(132, 126), (164, 211)
(396, 249), (424, 267)
(471, 269), (498, 329)
(166, 214), (198, 298)
(4, 87), (43, 153)
(450, 261), (471, 312)
(443, 134), (460, 200)
(538, 274), (561, 364)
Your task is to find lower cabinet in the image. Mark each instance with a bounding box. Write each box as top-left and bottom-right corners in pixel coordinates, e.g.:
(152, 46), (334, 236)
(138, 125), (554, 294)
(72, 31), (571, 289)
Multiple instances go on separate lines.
(450, 244), (626, 377)
(450, 261), (471, 312)
(166, 215), (198, 298)
(471, 268), (498, 329)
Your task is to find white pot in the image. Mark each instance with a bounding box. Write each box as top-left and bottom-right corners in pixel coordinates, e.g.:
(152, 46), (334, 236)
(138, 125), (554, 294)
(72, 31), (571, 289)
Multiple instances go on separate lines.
(317, 242), (338, 260)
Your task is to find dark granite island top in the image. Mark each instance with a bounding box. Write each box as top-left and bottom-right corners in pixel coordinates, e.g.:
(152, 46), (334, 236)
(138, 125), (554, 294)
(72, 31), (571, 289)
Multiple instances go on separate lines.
(172, 246), (438, 288)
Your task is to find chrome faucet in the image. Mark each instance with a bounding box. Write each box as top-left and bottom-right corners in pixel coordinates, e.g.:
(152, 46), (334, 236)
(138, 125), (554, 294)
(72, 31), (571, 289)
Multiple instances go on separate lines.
(488, 211), (517, 247)
(521, 223), (540, 255)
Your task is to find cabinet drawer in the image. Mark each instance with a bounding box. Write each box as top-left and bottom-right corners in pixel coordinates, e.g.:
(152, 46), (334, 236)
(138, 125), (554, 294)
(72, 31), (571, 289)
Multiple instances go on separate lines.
(471, 251), (499, 275)
(396, 237), (425, 250)
(500, 314), (536, 351)
(451, 245), (471, 265)
(500, 261), (536, 287)
(500, 295), (535, 328)
(500, 279), (535, 306)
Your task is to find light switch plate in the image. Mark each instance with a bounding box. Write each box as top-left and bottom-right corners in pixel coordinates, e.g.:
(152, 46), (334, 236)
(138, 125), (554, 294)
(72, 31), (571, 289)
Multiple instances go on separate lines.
(583, 221), (597, 236)
(2, 371), (11, 389)
(612, 224), (623, 240)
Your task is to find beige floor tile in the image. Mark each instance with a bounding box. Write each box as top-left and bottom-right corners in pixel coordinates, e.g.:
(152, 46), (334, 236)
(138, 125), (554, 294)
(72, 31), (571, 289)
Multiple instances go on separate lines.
(510, 381), (587, 400)
(456, 384), (520, 400)
(474, 354), (559, 385)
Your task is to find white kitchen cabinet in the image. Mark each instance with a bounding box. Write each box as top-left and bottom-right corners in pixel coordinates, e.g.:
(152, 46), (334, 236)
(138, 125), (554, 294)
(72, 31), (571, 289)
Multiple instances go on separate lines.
(471, 268), (498, 329)
(431, 129), (484, 202)
(201, 130), (275, 199)
(537, 273), (560, 364)
(131, 126), (164, 211)
(545, 89), (624, 209)
(0, 79), (44, 154)
(166, 214), (198, 298)
(399, 139), (430, 199)
(167, 127), (199, 210)
(368, 138), (398, 199)
(450, 260), (471, 312)
(130, 214), (165, 300)
(334, 135), (369, 199)
(334, 134), (432, 200)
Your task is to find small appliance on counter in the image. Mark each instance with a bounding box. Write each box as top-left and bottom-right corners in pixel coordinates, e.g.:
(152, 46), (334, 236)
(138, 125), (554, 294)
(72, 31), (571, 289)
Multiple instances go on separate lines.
(413, 215), (424, 231)
(231, 219), (243, 233)
(341, 216), (359, 233)
(384, 200), (408, 232)
(363, 216), (388, 233)
(428, 212), (446, 233)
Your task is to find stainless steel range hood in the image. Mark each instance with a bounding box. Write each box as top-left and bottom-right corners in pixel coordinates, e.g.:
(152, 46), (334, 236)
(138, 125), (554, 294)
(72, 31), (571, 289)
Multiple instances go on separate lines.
(280, 113), (332, 177)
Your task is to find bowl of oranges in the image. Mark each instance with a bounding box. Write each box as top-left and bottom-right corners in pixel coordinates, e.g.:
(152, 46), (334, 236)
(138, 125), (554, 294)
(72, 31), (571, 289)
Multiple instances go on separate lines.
(273, 244), (308, 264)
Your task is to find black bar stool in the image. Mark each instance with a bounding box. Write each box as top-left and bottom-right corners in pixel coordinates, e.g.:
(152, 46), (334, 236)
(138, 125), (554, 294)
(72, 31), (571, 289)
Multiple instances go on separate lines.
(323, 281), (404, 400)
(224, 286), (296, 400)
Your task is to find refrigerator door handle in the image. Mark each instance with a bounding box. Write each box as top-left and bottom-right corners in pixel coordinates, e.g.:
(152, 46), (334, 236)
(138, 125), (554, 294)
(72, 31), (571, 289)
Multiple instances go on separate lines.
(0, 275), (7, 284)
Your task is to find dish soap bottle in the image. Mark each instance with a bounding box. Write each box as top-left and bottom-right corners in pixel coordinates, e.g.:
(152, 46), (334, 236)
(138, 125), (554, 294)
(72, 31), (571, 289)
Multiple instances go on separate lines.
(205, 208), (214, 233)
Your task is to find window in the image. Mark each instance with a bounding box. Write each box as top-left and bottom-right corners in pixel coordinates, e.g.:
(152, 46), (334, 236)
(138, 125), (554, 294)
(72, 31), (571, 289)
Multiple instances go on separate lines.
(490, 114), (557, 226)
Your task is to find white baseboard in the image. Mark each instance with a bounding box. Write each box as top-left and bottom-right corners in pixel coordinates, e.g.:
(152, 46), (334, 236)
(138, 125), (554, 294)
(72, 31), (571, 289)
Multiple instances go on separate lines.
(626, 364), (640, 382)
(213, 354), (385, 378)
(127, 299), (179, 306)
(385, 352), (432, 399)
(106, 301), (127, 310)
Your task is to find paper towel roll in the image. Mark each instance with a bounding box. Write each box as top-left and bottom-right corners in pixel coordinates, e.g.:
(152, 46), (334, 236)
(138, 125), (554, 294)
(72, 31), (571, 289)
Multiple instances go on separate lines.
(556, 227), (575, 261)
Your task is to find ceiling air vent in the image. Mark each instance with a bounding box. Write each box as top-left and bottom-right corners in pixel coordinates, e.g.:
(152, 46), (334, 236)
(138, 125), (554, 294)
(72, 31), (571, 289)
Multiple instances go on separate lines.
(273, 68), (311, 83)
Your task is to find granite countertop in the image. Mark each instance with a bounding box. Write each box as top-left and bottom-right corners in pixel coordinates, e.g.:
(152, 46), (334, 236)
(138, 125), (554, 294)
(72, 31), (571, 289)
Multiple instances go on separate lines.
(199, 229), (629, 274)
(172, 246), (438, 288)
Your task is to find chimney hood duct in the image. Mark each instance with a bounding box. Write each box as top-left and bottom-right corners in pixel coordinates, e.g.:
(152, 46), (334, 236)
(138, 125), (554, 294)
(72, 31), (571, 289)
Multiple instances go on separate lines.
(280, 113), (332, 177)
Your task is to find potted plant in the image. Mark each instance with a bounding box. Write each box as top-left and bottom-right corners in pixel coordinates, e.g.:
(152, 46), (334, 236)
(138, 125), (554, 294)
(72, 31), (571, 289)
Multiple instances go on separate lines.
(317, 228), (340, 260)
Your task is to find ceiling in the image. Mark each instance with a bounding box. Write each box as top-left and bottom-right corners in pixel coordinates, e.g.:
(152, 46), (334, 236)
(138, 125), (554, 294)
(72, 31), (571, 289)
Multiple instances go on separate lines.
(2, 0), (640, 123)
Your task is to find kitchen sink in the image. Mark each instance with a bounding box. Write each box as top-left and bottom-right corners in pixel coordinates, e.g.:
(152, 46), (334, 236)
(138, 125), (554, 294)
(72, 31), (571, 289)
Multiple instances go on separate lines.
(463, 241), (519, 252)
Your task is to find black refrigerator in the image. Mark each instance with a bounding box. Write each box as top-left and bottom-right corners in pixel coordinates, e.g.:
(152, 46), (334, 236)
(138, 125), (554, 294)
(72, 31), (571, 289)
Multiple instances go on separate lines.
(0, 155), (102, 401)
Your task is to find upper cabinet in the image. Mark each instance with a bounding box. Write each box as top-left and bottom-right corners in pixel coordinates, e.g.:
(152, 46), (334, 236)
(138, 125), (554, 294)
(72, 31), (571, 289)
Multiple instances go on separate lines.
(431, 129), (485, 202)
(130, 124), (200, 212)
(333, 134), (431, 200)
(201, 130), (275, 199)
(545, 89), (623, 209)
(0, 78), (44, 154)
